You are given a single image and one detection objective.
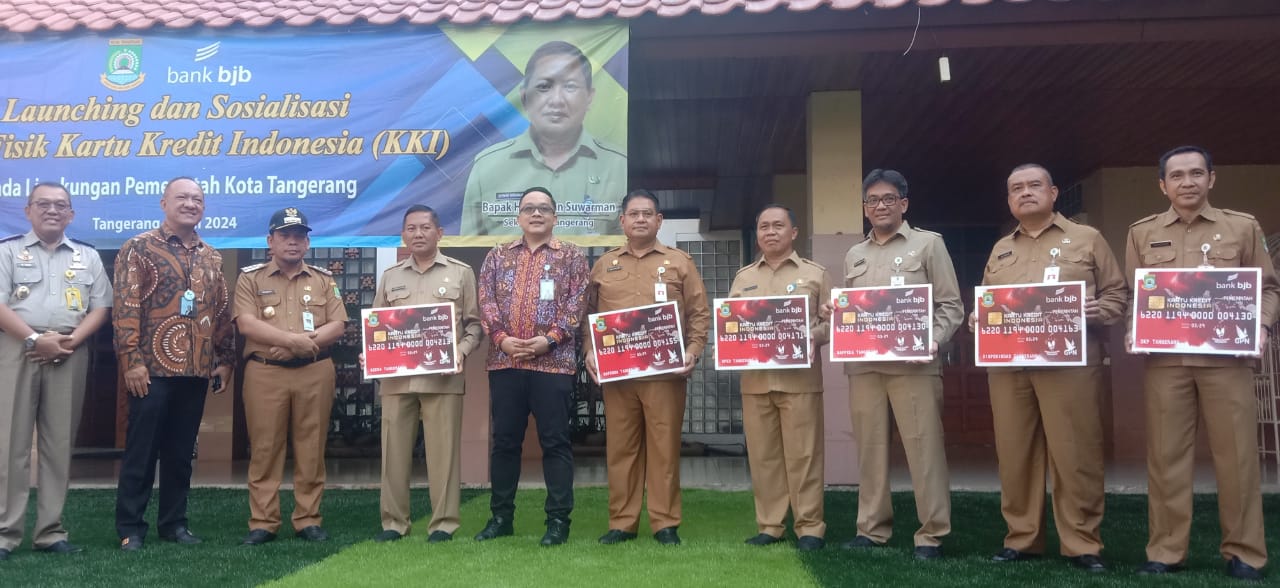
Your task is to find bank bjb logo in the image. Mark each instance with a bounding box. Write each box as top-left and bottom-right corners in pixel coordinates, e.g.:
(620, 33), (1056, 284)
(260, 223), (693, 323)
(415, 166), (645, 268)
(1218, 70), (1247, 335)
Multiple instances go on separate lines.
(1141, 273), (1157, 291)
(101, 39), (145, 91)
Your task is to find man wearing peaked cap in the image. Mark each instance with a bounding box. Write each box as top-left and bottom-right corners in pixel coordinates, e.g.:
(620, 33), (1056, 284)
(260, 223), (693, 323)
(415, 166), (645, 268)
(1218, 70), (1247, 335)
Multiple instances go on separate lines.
(233, 207), (348, 545)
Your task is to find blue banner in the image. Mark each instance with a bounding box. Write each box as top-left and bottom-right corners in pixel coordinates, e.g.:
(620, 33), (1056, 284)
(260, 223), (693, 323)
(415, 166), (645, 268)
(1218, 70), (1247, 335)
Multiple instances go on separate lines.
(0, 23), (629, 248)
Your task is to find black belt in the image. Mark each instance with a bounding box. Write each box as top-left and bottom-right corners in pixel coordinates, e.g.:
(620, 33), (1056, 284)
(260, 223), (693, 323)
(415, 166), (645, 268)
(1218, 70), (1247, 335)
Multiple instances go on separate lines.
(249, 352), (331, 368)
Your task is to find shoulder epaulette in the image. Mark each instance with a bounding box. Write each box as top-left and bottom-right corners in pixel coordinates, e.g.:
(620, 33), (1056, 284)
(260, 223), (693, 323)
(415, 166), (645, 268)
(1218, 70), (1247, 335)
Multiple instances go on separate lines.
(1222, 209), (1257, 220)
(734, 264), (754, 277)
(1129, 213), (1160, 228)
(800, 258), (827, 271)
(240, 263), (266, 273)
(914, 226), (943, 238)
(440, 254), (472, 269)
(0, 234), (22, 243)
(308, 263), (333, 276)
(591, 137), (627, 158)
(67, 237), (97, 248)
(472, 138), (518, 163)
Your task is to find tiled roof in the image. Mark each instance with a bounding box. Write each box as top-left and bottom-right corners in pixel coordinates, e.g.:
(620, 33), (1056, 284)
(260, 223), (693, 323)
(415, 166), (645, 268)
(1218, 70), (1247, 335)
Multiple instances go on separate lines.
(0, 0), (1034, 33)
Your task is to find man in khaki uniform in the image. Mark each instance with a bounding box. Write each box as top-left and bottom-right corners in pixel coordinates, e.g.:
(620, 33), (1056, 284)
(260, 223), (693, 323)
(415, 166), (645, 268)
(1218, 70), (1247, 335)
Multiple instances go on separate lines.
(1125, 146), (1277, 581)
(461, 41), (626, 237)
(371, 205), (483, 544)
(979, 164), (1127, 572)
(234, 208), (347, 545)
(731, 204), (831, 552)
(838, 170), (962, 560)
(585, 189), (711, 546)
(0, 182), (111, 559)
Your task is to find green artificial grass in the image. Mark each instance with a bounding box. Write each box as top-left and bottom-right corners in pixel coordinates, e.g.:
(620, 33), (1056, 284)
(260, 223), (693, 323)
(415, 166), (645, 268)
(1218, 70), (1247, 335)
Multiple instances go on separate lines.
(1, 487), (1275, 587)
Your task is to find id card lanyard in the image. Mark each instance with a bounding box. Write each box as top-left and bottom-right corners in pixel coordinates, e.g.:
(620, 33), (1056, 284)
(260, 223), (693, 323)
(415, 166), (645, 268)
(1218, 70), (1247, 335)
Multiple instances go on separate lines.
(301, 291), (316, 332)
(890, 256), (905, 287)
(655, 265), (668, 302)
(539, 264), (555, 301)
(179, 246), (198, 317)
(1043, 247), (1061, 283)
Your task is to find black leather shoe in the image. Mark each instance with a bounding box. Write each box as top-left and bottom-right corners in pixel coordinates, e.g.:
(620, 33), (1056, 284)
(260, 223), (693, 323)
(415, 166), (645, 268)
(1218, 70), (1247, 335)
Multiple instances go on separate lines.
(1069, 554), (1106, 572)
(540, 519), (570, 546)
(36, 540), (84, 554)
(374, 530), (403, 543)
(427, 531), (453, 543)
(914, 545), (944, 560)
(992, 547), (1039, 562)
(745, 533), (782, 546)
(120, 536), (144, 552)
(1136, 560), (1184, 575)
(1226, 557), (1264, 582)
(797, 536), (825, 552)
(474, 516), (514, 541)
(295, 526), (329, 542)
(241, 529), (276, 546)
(654, 527), (681, 545)
(159, 527), (202, 545)
(599, 529), (638, 545)
(0, 547), (10, 561)
(840, 535), (886, 549)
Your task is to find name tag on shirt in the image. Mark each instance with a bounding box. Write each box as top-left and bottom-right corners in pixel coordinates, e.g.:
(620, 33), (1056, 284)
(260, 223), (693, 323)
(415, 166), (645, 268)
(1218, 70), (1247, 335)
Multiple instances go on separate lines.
(1043, 266), (1060, 283)
(655, 282), (668, 302)
(890, 275), (905, 287)
(540, 278), (555, 301)
(302, 311), (316, 332)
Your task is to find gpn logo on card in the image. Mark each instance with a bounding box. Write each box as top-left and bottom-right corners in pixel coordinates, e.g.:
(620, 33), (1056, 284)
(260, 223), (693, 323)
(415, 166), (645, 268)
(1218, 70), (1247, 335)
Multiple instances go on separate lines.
(101, 39), (145, 91)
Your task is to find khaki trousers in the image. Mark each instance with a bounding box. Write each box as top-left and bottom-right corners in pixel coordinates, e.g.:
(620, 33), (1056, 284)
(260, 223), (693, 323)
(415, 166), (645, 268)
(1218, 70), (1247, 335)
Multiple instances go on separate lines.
(380, 392), (463, 535)
(848, 373), (950, 546)
(244, 359), (335, 533)
(742, 391), (825, 538)
(1144, 365), (1267, 568)
(988, 367), (1105, 557)
(603, 379), (686, 532)
(0, 337), (87, 550)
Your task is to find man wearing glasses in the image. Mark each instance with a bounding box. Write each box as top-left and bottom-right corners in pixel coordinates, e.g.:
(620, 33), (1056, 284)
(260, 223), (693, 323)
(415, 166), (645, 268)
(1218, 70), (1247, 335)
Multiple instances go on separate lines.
(0, 182), (111, 559)
(836, 170), (962, 560)
(475, 187), (588, 546)
(584, 189), (710, 546)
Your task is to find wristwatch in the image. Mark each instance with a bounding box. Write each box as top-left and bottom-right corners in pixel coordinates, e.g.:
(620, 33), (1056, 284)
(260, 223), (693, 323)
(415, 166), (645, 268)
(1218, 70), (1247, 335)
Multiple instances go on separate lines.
(24, 332), (39, 350)
(544, 336), (559, 352)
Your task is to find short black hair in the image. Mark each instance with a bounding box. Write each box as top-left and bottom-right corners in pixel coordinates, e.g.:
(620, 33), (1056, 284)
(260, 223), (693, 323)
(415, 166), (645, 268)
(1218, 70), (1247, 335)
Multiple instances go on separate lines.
(755, 204), (798, 227)
(402, 204), (440, 228)
(1158, 145), (1213, 179)
(522, 41), (593, 90)
(519, 186), (557, 210)
(862, 169), (908, 199)
(1009, 163), (1054, 187)
(163, 176), (202, 196)
(620, 189), (660, 214)
(27, 181), (69, 204)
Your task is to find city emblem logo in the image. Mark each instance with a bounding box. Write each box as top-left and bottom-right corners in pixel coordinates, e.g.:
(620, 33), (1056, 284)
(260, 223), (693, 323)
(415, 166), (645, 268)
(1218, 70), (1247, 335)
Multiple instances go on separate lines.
(367, 313), (379, 327)
(1141, 273), (1156, 291)
(836, 294), (849, 308)
(101, 39), (145, 91)
(594, 317), (606, 332)
(981, 291), (994, 307)
(719, 304), (731, 317)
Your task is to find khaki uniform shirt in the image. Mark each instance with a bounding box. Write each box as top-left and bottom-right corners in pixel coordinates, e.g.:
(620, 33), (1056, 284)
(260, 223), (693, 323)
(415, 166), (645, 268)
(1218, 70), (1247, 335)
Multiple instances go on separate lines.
(0, 231), (112, 333)
(1125, 204), (1280, 367)
(586, 241), (712, 376)
(729, 251), (832, 394)
(373, 254), (483, 395)
(981, 213), (1129, 368)
(842, 221), (963, 376)
(461, 129), (627, 236)
(233, 260), (348, 358)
